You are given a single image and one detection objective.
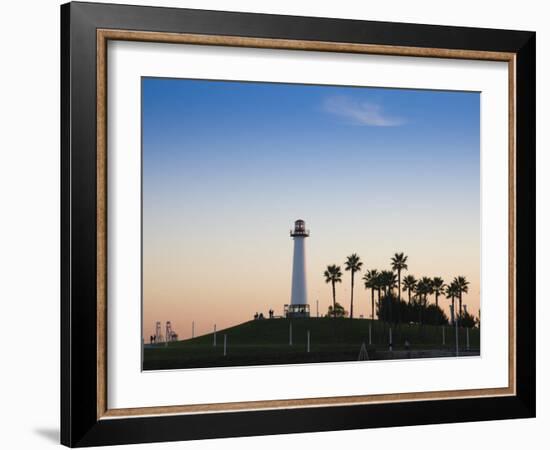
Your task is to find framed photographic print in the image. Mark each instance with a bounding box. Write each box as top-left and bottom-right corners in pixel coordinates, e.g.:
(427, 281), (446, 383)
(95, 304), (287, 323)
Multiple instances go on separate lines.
(61, 1), (536, 447)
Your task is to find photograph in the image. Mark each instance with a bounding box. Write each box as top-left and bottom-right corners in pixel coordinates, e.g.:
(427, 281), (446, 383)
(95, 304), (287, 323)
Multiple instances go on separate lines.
(54, 1), (537, 446)
(141, 77), (481, 371)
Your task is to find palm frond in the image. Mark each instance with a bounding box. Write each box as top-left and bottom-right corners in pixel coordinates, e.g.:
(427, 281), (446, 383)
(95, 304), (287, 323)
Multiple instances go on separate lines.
(324, 264), (343, 283)
(344, 253), (363, 273)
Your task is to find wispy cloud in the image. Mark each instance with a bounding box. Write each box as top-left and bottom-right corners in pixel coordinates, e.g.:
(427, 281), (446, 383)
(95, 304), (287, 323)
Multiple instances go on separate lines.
(323, 96), (405, 127)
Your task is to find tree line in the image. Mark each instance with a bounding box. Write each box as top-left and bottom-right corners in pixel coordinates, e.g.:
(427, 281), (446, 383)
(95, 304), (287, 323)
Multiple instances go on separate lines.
(323, 253), (478, 327)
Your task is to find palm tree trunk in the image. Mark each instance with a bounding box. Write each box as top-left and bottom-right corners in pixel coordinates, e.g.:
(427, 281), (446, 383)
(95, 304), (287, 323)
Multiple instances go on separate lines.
(331, 281), (336, 318)
(350, 272), (354, 319)
(370, 288), (374, 320)
(388, 290), (393, 324)
(435, 293), (439, 308)
(396, 270), (401, 325)
(397, 270), (401, 303)
(458, 293), (463, 320)
(408, 288), (411, 305)
(377, 288), (381, 319)
(451, 297), (455, 325)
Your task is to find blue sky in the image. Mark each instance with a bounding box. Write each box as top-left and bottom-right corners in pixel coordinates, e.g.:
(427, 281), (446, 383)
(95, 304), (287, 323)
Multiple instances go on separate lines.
(143, 78), (479, 179)
(141, 77), (480, 337)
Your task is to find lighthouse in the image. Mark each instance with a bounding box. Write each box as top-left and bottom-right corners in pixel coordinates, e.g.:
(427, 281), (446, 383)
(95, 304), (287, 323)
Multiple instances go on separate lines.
(286, 219), (310, 318)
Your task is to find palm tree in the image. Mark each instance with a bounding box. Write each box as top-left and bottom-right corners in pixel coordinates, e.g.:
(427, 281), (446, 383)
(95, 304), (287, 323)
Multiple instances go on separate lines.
(379, 270), (397, 322)
(379, 270), (397, 296)
(391, 252), (408, 303)
(363, 269), (379, 320)
(375, 272), (382, 310)
(445, 281), (459, 324)
(402, 274), (417, 304)
(432, 277), (446, 308)
(414, 277), (432, 324)
(417, 276), (433, 305)
(324, 265), (342, 317)
(344, 253), (363, 319)
(453, 276), (470, 319)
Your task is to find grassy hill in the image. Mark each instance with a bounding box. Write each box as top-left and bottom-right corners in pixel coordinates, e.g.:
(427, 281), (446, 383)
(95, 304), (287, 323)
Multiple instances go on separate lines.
(143, 317), (479, 370)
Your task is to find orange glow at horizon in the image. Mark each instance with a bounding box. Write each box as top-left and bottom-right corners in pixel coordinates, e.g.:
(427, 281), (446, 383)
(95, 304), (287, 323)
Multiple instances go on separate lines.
(143, 216), (480, 340)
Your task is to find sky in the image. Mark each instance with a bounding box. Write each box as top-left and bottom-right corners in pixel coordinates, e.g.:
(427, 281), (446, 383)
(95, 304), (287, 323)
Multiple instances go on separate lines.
(142, 77), (480, 340)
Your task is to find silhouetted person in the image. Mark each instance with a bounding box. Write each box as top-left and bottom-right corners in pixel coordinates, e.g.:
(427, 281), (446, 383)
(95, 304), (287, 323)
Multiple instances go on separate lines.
(405, 339), (411, 358)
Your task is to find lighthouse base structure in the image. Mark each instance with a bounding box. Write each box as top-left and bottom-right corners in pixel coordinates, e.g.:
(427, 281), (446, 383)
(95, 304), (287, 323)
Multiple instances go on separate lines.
(284, 303), (310, 319)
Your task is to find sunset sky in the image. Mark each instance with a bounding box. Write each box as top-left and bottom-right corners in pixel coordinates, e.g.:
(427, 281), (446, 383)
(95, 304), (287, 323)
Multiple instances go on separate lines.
(142, 78), (480, 340)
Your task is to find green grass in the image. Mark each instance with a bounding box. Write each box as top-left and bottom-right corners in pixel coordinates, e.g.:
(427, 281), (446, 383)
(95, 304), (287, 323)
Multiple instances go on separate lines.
(143, 318), (480, 370)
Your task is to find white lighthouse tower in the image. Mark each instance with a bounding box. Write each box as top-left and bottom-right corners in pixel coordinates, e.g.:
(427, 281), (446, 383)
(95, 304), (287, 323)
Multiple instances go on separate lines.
(286, 219), (310, 318)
